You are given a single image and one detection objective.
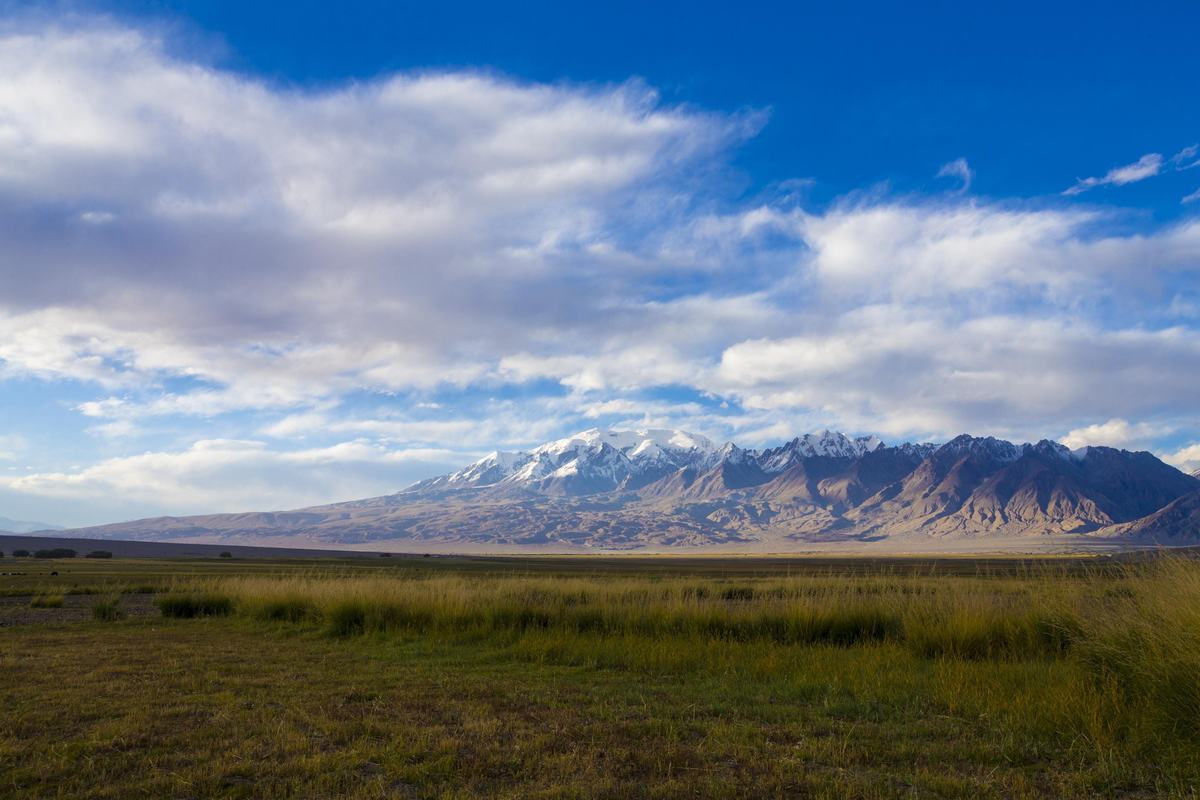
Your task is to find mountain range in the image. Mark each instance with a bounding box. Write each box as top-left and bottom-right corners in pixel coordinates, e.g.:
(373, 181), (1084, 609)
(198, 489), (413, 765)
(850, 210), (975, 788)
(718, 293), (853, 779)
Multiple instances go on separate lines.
(38, 428), (1200, 552)
(0, 516), (62, 535)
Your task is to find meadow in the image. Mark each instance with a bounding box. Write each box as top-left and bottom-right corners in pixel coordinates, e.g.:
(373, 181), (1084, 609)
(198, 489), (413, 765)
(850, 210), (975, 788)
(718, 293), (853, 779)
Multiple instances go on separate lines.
(3, 552), (1200, 798)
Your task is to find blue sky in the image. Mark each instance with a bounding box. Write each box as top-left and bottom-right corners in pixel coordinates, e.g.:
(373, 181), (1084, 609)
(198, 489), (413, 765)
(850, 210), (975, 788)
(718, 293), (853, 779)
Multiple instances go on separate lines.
(0, 1), (1198, 525)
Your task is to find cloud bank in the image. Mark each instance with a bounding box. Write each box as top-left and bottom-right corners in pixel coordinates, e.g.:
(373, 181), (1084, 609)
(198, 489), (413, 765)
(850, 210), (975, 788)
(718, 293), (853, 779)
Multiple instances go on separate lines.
(0, 19), (1198, 521)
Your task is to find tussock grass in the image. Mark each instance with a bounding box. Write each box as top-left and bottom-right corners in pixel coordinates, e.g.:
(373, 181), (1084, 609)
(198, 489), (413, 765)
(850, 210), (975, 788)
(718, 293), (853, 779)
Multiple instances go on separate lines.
(156, 592), (234, 618)
(91, 597), (125, 621)
(10, 553), (1200, 796)
(161, 555), (1200, 763)
(1074, 557), (1200, 744)
(197, 572), (1081, 657)
(120, 584), (161, 595)
(29, 593), (65, 608)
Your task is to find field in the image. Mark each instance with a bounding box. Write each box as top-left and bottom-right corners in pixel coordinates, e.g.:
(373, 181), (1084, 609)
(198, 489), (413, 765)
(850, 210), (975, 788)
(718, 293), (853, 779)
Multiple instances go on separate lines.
(3, 552), (1200, 798)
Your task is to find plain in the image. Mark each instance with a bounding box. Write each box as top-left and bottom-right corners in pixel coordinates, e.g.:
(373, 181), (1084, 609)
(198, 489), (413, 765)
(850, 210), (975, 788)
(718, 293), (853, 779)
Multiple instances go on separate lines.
(2, 552), (1199, 799)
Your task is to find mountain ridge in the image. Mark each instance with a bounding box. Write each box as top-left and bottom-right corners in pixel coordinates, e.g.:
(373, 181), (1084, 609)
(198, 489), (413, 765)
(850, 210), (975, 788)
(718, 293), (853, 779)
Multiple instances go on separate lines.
(38, 428), (1200, 551)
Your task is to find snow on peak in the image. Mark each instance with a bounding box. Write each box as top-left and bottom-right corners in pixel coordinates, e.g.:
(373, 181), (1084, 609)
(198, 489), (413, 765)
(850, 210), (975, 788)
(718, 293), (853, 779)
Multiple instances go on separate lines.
(434, 428), (720, 490)
(938, 435), (1024, 463)
(532, 428), (716, 461)
(532, 424), (715, 470)
(445, 449), (532, 486)
(1029, 440), (1073, 460)
(425, 427), (903, 492)
(758, 430), (886, 471)
(896, 442), (939, 459)
(706, 441), (752, 467)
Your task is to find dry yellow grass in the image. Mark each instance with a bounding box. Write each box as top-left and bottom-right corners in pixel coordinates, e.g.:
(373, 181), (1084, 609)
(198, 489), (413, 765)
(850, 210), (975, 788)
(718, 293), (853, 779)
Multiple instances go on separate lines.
(9, 553), (1200, 797)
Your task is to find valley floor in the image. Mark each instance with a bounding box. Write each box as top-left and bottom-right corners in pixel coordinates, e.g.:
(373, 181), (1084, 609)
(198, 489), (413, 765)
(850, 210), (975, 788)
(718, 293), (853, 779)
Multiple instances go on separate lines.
(2, 556), (1199, 798)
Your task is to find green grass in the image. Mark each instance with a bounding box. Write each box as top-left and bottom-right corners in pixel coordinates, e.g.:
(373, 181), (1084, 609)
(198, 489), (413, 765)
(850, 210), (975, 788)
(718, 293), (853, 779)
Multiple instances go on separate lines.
(90, 597), (125, 621)
(4, 552), (1200, 798)
(204, 571), (1081, 658)
(28, 593), (64, 608)
(156, 591), (234, 618)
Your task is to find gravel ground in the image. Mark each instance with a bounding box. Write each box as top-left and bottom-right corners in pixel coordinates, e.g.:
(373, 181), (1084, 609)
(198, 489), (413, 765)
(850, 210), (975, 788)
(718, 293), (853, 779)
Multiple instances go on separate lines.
(0, 592), (159, 627)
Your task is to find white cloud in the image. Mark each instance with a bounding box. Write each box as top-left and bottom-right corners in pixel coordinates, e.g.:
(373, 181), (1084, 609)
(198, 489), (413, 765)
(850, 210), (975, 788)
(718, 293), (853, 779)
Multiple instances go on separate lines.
(1162, 443), (1200, 475)
(0, 21), (756, 413)
(793, 203), (1200, 303)
(1, 439), (462, 513)
(498, 346), (699, 392)
(716, 313), (1200, 441)
(78, 210), (116, 224)
(1184, 187), (1200, 205)
(265, 408), (572, 452)
(1, 18), (1199, 519)
(936, 157), (972, 192)
(87, 420), (139, 439)
(1062, 144), (1199, 199)
(1061, 419), (1174, 451)
(1171, 144), (1199, 170)
(1064, 152), (1164, 195)
(259, 411), (334, 439)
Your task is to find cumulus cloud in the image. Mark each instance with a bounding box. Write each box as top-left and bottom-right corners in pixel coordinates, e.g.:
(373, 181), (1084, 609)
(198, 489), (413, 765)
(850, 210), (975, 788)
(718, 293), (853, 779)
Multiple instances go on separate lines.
(1, 18), (1199, 518)
(0, 20), (758, 411)
(1060, 419), (1175, 451)
(1063, 152), (1164, 195)
(1162, 443), (1200, 475)
(716, 314), (1200, 440)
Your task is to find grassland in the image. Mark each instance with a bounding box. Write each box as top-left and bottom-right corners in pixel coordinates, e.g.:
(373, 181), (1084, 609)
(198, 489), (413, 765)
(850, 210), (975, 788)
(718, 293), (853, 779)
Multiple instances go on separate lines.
(3, 552), (1200, 798)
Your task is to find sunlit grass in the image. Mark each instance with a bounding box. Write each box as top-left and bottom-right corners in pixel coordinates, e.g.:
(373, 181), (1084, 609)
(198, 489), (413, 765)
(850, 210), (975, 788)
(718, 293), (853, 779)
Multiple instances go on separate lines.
(28, 593), (64, 608)
(148, 558), (1196, 757)
(8, 553), (1200, 797)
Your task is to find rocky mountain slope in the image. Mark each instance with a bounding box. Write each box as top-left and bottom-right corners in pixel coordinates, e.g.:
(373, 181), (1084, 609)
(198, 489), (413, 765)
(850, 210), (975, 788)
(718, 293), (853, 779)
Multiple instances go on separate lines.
(47, 427), (1200, 550)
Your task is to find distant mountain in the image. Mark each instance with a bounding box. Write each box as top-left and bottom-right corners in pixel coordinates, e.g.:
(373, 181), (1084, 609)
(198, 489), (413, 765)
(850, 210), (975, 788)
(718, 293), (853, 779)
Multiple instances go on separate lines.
(844, 437), (1199, 538)
(51, 428), (1200, 551)
(0, 516), (62, 534)
(1104, 489), (1200, 542)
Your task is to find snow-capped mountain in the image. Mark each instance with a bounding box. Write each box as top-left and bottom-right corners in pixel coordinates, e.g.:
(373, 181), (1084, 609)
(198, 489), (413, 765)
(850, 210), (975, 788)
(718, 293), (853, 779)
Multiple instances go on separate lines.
(894, 442), (941, 460)
(934, 434), (1025, 464)
(414, 427), (903, 496)
(415, 428), (1130, 502)
(49, 429), (1200, 551)
(417, 428), (719, 495)
(757, 430), (884, 472)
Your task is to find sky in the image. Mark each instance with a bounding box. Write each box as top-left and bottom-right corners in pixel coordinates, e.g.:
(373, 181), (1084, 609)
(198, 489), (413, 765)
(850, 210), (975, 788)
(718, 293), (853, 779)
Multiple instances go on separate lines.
(0, 1), (1198, 526)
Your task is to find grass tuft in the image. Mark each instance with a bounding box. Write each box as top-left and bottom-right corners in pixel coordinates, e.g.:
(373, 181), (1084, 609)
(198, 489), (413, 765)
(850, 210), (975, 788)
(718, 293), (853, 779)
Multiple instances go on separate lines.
(92, 598), (126, 621)
(156, 592), (234, 618)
